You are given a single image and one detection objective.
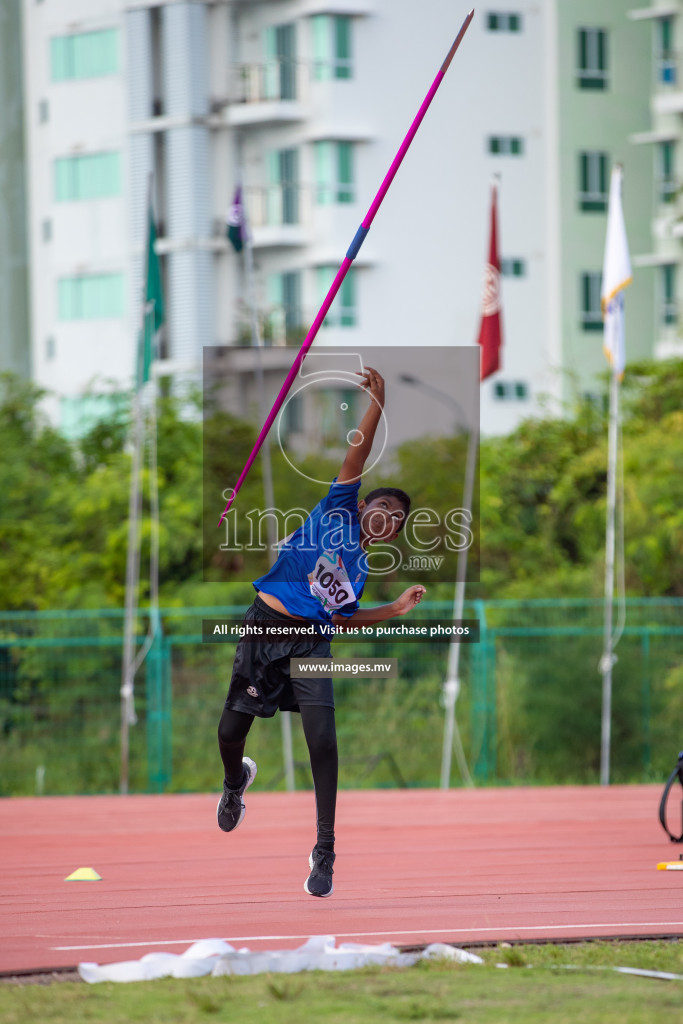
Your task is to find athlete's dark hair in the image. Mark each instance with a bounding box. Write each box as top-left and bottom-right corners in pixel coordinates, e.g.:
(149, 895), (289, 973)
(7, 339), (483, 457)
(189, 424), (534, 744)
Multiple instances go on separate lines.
(363, 487), (411, 533)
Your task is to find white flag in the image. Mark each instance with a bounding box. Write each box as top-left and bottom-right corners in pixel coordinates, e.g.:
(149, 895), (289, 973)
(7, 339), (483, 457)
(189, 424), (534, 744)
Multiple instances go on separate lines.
(601, 166), (632, 378)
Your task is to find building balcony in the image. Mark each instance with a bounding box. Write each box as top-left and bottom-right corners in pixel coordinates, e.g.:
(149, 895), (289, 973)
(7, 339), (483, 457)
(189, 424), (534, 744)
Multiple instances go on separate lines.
(227, 61), (311, 126)
(234, 301), (358, 348)
(244, 184), (314, 247)
(652, 53), (683, 112)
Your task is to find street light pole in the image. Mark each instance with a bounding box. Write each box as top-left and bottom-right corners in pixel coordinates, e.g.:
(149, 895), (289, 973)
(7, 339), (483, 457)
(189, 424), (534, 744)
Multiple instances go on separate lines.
(398, 373), (475, 788)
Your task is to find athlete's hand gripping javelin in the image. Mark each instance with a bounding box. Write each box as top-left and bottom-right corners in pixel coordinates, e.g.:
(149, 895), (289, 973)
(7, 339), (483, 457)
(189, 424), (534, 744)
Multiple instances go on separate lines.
(337, 366), (385, 486)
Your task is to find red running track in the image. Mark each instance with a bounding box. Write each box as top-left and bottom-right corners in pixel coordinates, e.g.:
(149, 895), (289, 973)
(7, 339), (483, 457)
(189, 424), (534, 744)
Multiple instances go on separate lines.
(2, 785), (682, 974)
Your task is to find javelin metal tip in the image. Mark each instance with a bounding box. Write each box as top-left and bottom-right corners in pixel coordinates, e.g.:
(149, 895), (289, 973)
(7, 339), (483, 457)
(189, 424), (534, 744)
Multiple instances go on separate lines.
(441, 10), (475, 73)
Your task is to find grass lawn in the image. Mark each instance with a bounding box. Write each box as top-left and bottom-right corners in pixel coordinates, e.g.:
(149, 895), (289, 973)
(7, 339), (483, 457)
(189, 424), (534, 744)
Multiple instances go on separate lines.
(1, 941), (682, 1024)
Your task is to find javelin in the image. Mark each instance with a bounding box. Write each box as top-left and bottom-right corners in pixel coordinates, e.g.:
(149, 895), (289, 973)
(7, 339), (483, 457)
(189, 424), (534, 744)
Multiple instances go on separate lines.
(219, 9), (475, 525)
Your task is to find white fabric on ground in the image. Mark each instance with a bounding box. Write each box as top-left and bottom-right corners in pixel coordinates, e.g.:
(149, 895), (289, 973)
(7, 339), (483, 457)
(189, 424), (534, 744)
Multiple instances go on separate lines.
(78, 935), (483, 984)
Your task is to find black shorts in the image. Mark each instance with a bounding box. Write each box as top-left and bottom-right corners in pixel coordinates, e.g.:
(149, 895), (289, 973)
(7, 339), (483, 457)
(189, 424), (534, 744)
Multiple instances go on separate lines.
(223, 596), (334, 718)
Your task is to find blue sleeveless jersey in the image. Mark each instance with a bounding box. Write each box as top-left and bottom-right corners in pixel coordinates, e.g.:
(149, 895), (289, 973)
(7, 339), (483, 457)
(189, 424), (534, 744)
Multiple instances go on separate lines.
(253, 478), (367, 623)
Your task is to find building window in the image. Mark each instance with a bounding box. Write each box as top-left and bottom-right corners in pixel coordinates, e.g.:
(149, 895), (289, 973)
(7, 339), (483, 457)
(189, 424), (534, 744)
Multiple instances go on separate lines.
(266, 148), (299, 225)
(659, 141), (677, 204)
(60, 394), (127, 441)
(46, 337), (55, 360)
(267, 271), (302, 342)
(580, 272), (603, 331)
(263, 23), (297, 101)
(579, 151), (608, 212)
(314, 141), (354, 204)
(281, 393), (303, 436)
(51, 29), (119, 82)
(661, 264), (677, 325)
(39, 99), (49, 123)
(500, 258), (526, 277)
(316, 266), (356, 327)
(54, 152), (122, 202)
(488, 136), (524, 156)
(312, 15), (352, 80)
(486, 12), (522, 32)
(577, 28), (608, 90)
(58, 273), (125, 320)
(42, 218), (52, 242)
(657, 17), (676, 85)
(493, 381), (529, 400)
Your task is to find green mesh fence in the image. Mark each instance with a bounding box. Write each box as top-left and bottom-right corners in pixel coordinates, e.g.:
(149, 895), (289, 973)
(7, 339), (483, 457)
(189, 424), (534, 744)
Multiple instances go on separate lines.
(0, 599), (681, 795)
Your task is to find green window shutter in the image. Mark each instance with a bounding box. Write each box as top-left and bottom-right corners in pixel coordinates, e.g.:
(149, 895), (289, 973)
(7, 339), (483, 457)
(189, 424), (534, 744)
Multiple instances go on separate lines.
(51, 36), (68, 82)
(312, 15), (331, 81)
(54, 153), (122, 201)
(58, 278), (78, 320)
(315, 141), (333, 204)
(597, 29), (607, 72)
(340, 271), (355, 326)
(662, 264), (677, 324)
(55, 158), (72, 201)
(52, 30), (118, 81)
(58, 274), (124, 319)
(75, 29), (118, 78)
(106, 274), (125, 317)
(334, 16), (352, 79)
(267, 273), (284, 307)
(316, 266), (333, 307)
(316, 266), (355, 327)
(73, 33), (88, 77)
(263, 26), (278, 98)
(580, 272), (602, 331)
(337, 142), (353, 202)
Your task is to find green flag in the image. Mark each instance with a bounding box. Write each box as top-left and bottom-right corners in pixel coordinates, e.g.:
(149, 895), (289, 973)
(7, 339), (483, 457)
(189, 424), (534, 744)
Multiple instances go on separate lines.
(137, 205), (165, 387)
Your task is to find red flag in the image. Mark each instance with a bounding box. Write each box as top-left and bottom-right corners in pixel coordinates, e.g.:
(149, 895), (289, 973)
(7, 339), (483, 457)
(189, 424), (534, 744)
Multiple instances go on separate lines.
(477, 182), (503, 381)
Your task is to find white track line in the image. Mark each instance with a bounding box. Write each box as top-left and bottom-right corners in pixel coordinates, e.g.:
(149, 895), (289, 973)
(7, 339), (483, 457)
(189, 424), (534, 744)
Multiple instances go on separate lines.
(51, 922), (683, 952)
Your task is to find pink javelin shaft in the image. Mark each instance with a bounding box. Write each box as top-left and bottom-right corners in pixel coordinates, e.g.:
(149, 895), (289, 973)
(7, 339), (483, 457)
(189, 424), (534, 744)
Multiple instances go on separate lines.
(219, 10), (474, 525)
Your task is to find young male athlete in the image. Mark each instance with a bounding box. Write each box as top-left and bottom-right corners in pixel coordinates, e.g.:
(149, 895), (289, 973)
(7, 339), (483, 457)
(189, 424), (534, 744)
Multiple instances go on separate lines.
(217, 367), (425, 897)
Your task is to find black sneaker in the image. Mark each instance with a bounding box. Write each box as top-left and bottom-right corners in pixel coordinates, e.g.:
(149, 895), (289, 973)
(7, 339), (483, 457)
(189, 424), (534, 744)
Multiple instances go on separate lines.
(216, 757), (257, 833)
(304, 845), (335, 898)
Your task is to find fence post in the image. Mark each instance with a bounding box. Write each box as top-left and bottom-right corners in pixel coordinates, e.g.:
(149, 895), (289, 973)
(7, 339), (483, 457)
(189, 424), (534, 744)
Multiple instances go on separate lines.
(471, 601), (496, 782)
(146, 624), (172, 792)
(641, 630), (651, 775)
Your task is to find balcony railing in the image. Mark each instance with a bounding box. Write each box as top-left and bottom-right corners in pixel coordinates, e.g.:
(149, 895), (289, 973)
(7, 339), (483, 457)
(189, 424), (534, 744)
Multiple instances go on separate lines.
(235, 302), (358, 348)
(656, 52), (679, 87)
(244, 184), (314, 230)
(230, 60), (311, 105)
(658, 176), (679, 205)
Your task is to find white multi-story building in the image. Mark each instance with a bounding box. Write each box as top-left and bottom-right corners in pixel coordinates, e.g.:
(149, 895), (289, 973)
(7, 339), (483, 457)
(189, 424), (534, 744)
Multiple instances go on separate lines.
(17, 0), (656, 436)
(629, 0), (683, 359)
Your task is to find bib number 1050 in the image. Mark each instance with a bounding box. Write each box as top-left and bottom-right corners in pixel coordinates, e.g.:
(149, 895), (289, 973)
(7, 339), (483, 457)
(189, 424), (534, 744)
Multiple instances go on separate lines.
(314, 562), (348, 603)
(308, 553), (352, 609)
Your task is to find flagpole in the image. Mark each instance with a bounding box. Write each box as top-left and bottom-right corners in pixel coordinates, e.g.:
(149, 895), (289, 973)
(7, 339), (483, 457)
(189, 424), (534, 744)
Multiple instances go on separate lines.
(120, 174), (154, 794)
(219, 10), (475, 523)
(598, 165), (631, 787)
(440, 177), (501, 788)
(600, 363), (619, 785)
(238, 164), (296, 793)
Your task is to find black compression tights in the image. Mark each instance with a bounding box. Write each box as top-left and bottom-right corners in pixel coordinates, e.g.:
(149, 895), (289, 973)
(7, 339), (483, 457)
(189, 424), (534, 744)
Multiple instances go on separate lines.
(217, 705), (338, 850)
